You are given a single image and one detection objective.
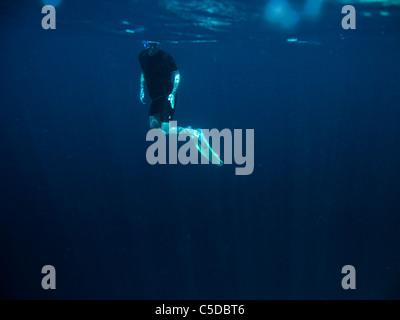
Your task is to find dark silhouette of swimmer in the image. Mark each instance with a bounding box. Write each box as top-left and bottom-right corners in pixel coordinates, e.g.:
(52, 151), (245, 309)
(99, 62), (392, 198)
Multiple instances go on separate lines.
(139, 41), (222, 165)
(139, 41), (180, 132)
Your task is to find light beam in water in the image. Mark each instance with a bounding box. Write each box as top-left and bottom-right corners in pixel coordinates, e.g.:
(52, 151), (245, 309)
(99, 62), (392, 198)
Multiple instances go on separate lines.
(42, 0), (62, 7)
(264, 0), (300, 28)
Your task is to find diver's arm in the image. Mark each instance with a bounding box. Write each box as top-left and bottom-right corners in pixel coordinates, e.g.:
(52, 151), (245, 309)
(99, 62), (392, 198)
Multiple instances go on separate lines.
(171, 70), (180, 95)
(168, 70), (180, 109)
(140, 72), (146, 104)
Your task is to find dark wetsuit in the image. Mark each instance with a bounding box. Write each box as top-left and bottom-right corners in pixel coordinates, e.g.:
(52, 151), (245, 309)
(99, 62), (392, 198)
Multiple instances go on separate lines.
(139, 49), (178, 122)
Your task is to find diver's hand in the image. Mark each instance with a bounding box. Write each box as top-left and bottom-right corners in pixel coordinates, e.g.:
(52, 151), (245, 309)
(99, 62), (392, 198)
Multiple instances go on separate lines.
(140, 90), (146, 104)
(168, 93), (175, 109)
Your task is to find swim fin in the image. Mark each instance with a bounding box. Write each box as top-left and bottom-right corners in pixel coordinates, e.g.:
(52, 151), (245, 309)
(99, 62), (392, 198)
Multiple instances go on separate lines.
(196, 129), (223, 166)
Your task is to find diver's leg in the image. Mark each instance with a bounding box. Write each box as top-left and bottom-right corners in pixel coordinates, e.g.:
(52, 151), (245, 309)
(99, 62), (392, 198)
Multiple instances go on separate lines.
(149, 114), (161, 129)
(161, 121), (184, 135)
(161, 122), (170, 134)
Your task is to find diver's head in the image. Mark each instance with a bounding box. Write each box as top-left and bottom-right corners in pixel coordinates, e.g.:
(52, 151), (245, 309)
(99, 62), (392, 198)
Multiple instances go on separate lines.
(143, 40), (161, 56)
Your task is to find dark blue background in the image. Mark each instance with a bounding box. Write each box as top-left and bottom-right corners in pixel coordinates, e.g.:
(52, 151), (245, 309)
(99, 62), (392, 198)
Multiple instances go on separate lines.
(1, 0), (399, 299)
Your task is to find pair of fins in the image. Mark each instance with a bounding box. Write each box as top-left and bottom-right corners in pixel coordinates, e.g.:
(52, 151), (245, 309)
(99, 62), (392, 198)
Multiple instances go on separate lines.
(166, 125), (223, 166)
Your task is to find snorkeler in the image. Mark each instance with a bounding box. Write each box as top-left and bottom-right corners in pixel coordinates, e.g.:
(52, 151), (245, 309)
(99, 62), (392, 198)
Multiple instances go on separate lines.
(139, 40), (222, 165)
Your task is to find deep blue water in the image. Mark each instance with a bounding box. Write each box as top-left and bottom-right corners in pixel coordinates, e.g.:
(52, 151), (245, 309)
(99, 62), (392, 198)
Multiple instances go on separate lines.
(1, 0), (400, 299)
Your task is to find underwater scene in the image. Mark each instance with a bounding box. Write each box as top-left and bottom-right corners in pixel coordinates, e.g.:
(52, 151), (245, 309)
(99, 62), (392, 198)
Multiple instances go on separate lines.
(1, 0), (400, 299)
